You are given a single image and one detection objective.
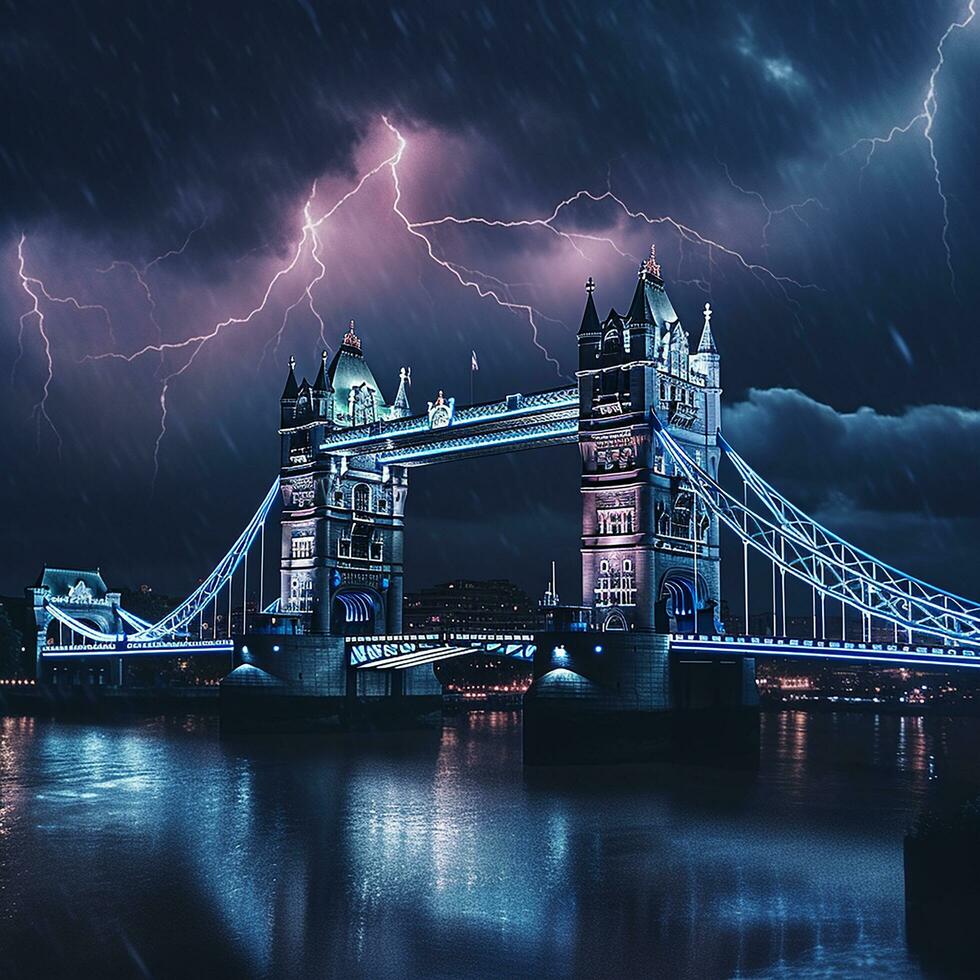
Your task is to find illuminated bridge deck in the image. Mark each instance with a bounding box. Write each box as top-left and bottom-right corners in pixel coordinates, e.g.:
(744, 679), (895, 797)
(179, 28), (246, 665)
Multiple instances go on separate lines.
(347, 633), (537, 670)
(670, 634), (980, 670)
(41, 639), (235, 659)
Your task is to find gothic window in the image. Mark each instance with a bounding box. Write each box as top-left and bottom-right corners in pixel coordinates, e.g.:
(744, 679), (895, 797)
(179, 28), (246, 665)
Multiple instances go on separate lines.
(338, 539), (351, 558)
(350, 523), (372, 559)
(292, 534), (314, 560)
(289, 574), (313, 612)
(594, 558), (636, 608)
(619, 560), (636, 606)
(353, 484), (370, 513)
(597, 506), (636, 536)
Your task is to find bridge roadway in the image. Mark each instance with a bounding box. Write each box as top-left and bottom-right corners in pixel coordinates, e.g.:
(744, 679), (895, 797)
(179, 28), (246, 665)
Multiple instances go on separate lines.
(41, 638), (235, 659)
(39, 631), (980, 673)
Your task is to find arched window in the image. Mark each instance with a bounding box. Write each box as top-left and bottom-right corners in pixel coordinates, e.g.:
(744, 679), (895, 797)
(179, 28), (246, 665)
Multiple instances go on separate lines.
(600, 559), (609, 573)
(353, 484), (370, 512)
(623, 559), (632, 573)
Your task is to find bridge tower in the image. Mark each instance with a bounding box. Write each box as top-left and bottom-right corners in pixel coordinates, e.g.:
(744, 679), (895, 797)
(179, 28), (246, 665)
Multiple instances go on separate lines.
(577, 249), (721, 633)
(524, 255), (754, 766)
(28, 567), (123, 683)
(278, 321), (409, 639)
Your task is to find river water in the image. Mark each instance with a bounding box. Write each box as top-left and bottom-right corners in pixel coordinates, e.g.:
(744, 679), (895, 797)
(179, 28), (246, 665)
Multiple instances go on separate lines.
(1, 710), (978, 979)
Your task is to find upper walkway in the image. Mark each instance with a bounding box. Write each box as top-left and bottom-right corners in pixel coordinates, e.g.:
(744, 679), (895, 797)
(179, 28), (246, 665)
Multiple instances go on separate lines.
(300, 386), (578, 467)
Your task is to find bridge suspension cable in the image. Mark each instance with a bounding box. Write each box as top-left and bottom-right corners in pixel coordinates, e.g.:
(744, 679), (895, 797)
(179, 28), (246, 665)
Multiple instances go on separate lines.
(651, 415), (980, 646)
(130, 478), (280, 642)
(46, 478), (280, 647)
(715, 434), (980, 633)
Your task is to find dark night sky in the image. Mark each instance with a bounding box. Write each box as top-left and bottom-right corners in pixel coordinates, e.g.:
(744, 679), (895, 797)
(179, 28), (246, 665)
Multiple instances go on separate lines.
(1, 1), (979, 606)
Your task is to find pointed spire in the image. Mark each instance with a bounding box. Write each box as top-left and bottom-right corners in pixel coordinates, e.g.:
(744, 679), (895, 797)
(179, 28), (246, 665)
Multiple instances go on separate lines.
(697, 302), (717, 353)
(391, 366), (412, 418)
(578, 277), (601, 335)
(281, 354), (299, 400)
(313, 349), (330, 392)
(626, 269), (653, 324)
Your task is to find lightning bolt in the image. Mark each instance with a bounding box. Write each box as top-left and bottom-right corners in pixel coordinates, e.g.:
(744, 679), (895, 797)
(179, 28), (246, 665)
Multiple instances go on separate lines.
(263, 185), (329, 364)
(90, 147), (402, 484)
(97, 217), (206, 356)
(383, 117), (565, 375)
(15, 235), (62, 454)
(719, 161), (828, 252)
(415, 183), (817, 304)
(842, 1), (976, 289)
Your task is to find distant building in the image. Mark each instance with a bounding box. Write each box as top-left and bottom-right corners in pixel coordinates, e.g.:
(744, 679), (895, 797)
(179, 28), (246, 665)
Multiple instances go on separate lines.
(403, 579), (541, 633)
(403, 579), (540, 705)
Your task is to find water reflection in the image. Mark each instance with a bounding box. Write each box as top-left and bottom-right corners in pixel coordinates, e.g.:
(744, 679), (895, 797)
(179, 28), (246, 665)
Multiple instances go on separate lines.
(1, 710), (978, 978)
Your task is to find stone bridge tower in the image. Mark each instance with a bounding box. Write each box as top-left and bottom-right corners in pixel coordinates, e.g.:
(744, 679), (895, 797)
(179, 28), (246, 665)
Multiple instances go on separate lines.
(577, 249), (721, 634)
(278, 321), (411, 638)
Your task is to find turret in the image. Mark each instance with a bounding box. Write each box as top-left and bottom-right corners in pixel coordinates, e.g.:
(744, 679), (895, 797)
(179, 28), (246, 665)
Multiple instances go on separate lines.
(690, 302), (720, 386)
(625, 266), (656, 360)
(577, 276), (601, 372)
(311, 349), (333, 420)
(690, 302), (722, 435)
(390, 367), (412, 419)
(280, 355), (299, 426)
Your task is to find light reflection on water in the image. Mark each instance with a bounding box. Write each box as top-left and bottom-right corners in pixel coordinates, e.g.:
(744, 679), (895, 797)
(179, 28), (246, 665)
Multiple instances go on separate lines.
(0, 709), (978, 978)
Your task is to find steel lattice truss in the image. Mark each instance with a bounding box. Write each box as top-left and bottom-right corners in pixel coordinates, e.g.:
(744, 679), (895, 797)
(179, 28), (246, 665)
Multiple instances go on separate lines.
(652, 414), (980, 645)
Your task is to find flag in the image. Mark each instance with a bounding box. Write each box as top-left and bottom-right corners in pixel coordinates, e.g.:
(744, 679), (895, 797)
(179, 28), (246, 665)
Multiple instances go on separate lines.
(471, 350), (479, 372)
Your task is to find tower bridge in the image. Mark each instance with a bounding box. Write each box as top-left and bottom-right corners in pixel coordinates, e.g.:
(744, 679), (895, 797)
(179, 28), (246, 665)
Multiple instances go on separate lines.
(31, 252), (980, 758)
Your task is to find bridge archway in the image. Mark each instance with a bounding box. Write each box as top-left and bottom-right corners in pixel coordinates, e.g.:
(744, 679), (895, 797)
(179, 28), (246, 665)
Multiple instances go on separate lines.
(332, 588), (384, 637)
(601, 609), (629, 632)
(657, 569), (709, 634)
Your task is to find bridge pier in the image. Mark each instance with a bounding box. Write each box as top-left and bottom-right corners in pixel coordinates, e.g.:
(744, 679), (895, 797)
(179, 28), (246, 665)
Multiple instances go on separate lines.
(220, 631), (442, 731)
(522, 630), (759, 766)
